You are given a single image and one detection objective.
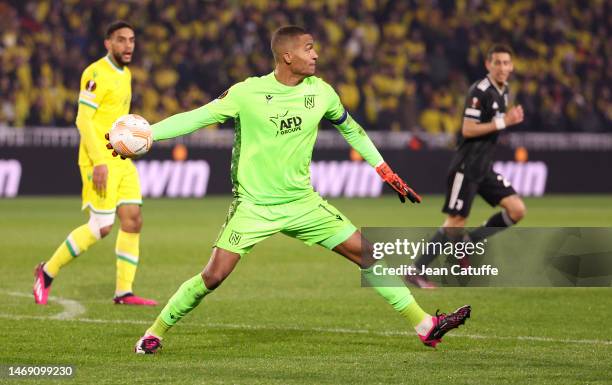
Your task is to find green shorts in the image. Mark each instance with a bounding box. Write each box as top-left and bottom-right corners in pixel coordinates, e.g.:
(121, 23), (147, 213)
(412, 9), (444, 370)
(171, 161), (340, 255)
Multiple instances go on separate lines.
(214, 193), (357, 256)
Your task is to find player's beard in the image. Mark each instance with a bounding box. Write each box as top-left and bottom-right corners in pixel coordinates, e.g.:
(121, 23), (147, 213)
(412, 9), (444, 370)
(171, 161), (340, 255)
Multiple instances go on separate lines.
(112, 51), (130, 67)
(494, 75), (507, 88)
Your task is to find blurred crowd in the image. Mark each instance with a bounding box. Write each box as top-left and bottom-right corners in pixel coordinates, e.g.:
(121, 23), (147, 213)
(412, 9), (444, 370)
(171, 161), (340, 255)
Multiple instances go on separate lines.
(1, 0), (610, 133)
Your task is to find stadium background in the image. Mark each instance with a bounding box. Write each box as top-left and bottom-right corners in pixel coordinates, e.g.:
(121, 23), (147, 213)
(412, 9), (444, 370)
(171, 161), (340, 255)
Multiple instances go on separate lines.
(1, 2), (611, 384)
(0, 0), (610, 199)
(1, 0), (610, 132)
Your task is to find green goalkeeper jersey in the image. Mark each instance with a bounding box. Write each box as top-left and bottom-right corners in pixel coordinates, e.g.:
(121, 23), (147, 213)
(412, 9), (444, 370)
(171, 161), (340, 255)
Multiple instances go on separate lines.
(151, 72), (383, 205)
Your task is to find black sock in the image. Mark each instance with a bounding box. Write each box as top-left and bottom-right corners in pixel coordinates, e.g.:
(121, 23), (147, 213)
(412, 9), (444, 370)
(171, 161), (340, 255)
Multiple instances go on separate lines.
(414, 228), (449, 268)
(43, 271), (53, 288)
(469, 210), (516, 242)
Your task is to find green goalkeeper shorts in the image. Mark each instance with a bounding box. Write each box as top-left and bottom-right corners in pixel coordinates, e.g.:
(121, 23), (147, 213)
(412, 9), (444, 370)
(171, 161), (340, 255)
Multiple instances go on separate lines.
(214, 192), (357, 256)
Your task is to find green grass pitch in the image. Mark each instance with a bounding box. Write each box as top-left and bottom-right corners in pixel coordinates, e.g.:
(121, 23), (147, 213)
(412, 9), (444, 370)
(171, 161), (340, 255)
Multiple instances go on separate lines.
(1, 195), (611, 384)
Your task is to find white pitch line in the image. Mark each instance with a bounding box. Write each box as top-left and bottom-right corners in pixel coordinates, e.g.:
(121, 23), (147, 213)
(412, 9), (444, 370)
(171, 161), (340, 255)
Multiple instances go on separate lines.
(197, 322), (612, 346)
(0, 313), (148, 325)
(7, 291), (86, 320)
(0, 312), (610, 347)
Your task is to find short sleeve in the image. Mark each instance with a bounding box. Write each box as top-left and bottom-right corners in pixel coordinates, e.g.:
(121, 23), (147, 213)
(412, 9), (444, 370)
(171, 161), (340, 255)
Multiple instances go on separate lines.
(78, 65), (108, 110)
(463, 88), (487, 122)
(322, 82), (348, 125)
(204, 84), (241, 123)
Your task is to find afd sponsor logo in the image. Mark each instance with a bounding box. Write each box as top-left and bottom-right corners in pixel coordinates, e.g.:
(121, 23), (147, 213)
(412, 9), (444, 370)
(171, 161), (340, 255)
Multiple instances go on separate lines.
(0, 159), (21, 197)
(270, 110), (303, 136)
(135, 160), (210, 198)
(493, 161), (548, 197)
(310, 161), (383, 197)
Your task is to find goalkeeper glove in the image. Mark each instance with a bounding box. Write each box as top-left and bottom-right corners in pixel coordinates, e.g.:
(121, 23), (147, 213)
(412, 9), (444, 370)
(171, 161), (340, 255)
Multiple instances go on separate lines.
(375, 162), (422, 204)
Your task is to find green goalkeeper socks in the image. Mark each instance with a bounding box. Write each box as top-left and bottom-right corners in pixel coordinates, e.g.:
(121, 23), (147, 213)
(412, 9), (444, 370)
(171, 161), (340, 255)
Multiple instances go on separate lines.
(147, 274), (212, 338)
(361, 265), (429, 328)
(147, 268), (430, 339)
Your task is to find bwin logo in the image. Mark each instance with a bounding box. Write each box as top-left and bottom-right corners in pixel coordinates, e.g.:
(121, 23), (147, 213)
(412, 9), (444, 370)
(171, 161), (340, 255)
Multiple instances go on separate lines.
(270, 111), (303, 136)
(135, 160), (210, 198)
(310, 161), (383, 197)
(493, 161), (548, 197)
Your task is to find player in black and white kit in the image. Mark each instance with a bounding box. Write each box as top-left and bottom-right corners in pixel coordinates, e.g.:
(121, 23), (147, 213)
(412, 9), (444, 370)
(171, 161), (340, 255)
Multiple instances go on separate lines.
(408, 44), (526, 288)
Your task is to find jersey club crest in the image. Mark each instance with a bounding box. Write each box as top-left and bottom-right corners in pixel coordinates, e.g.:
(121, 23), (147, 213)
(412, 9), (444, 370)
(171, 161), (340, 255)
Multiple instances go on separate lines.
(304, 95), (315, 109)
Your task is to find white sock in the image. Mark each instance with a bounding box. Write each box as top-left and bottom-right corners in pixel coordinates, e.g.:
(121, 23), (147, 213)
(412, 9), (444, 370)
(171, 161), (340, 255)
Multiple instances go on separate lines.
(415, 316), (434, 336)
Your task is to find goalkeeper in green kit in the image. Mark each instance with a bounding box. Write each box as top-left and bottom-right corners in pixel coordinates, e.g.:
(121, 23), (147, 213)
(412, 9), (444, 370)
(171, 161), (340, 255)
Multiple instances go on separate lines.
(126, 26), (470, 354)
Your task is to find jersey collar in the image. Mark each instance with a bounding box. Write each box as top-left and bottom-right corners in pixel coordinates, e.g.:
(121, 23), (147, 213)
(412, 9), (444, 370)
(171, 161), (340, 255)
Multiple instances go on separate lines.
(269, 71), (308, 89)
(105, 55), (125, 73)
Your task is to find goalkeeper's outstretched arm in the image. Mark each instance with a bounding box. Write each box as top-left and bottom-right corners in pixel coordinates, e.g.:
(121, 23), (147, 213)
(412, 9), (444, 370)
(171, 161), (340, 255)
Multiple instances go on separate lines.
(150, 105), (219, 141)
(332, 113), (421, 204)
(151, 83), (240, 141)
(331, 111), (383, 168)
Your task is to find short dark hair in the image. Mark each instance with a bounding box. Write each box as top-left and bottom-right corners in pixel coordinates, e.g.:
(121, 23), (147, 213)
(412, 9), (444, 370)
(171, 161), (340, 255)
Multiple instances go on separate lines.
(486, 44), (514, 60)
(105, 20), (134, 39)
(270, 25), (308, 60)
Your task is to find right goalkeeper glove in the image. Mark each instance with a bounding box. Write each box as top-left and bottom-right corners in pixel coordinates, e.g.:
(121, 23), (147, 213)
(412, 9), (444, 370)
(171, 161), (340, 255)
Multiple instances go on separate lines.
(375, 162), (422, 204)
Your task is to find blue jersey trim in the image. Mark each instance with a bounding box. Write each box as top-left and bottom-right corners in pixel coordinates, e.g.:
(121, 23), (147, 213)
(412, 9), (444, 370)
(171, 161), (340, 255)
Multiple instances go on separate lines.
(328, 110), (348, 125)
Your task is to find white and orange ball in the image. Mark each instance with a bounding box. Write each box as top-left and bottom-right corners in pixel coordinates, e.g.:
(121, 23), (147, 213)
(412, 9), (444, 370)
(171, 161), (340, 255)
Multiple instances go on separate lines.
(108, 114), (152, 158)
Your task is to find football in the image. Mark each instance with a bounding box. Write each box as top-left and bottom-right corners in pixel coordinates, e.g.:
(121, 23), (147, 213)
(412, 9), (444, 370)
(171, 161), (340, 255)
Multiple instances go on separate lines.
(108, 114), (153, 158)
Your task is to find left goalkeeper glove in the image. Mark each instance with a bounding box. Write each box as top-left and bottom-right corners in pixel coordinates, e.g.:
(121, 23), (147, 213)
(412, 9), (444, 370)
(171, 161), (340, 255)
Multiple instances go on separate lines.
(376, 162), (422, 204)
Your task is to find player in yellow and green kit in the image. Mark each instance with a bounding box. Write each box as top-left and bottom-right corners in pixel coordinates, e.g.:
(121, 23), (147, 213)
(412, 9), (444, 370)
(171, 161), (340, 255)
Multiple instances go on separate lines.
(33, 21), (156, 306)
(130, 26), (470, 353)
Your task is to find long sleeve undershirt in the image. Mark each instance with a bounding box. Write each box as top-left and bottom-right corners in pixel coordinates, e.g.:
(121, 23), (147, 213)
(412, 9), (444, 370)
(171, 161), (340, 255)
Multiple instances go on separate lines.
(151, 106), (384, 168)
(332, 112), (383, 167)
(76, 105), (106, 165)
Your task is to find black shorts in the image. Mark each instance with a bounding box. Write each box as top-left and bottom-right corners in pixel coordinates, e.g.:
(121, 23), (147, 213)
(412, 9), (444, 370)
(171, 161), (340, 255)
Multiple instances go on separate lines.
(442, 168), (516, 217)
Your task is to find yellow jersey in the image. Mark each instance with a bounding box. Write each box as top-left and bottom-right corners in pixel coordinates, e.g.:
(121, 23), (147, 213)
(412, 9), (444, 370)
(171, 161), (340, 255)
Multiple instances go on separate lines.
(76, 55), (132, 166)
